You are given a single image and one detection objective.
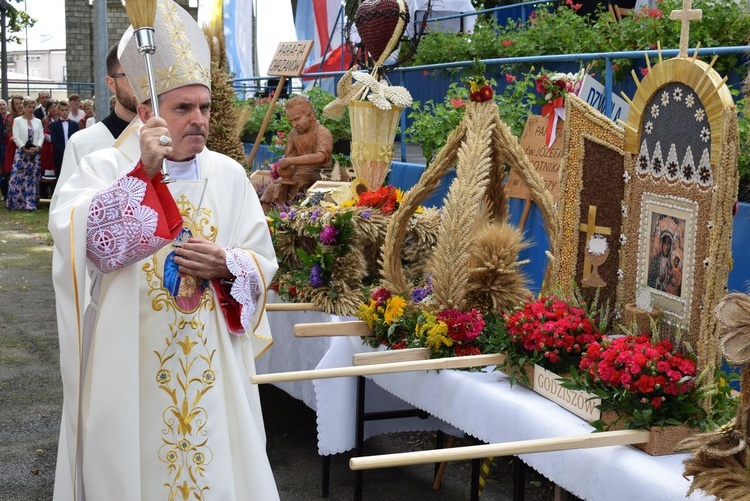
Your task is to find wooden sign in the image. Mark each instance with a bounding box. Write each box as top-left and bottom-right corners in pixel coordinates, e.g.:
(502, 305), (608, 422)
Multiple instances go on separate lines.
(533, 365), (601, 421)
(506, 115), (564, 202)
(267, 40), (314, 77)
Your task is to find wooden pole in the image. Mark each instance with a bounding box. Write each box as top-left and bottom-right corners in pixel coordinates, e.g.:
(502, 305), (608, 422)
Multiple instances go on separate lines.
(266, 303), (323, 312)
(349, 430), (651, 470)
(246, 75), (287, 166)
(294, 321), (372, 338)
(251, 353), (505, 385)
(518, 198), (533, 231)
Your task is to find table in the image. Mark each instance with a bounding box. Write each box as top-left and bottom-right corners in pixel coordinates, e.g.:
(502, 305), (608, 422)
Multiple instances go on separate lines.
(256, 303), (713, 500)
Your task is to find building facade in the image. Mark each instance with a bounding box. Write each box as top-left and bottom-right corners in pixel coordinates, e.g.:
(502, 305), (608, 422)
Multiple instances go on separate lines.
(64, 0), (197, 97)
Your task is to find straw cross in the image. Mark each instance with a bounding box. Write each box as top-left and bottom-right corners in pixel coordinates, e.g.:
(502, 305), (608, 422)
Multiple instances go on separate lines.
(579, 205), (611, 279)
(670, 0), (702, 58)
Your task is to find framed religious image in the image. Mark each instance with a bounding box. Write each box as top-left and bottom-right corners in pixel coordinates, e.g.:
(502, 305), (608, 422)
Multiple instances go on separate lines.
(636, 194), (698, 330)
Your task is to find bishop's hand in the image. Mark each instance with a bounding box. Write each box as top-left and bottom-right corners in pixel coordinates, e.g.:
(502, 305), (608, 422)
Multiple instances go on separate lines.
(140, 116), (173, 179)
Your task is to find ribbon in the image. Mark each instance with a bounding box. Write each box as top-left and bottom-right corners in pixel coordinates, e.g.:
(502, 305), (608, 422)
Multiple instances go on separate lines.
(542, 97), (565, 148)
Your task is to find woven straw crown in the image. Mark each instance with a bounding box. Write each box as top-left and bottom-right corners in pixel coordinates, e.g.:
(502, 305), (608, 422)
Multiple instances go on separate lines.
(119, 0), (210, 103)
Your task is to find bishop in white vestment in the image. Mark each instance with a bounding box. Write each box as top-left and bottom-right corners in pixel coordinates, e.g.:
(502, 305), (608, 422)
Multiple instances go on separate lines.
(48, 1), (280, 499)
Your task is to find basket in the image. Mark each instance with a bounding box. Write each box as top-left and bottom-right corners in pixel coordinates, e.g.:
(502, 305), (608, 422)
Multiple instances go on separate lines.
(348, 100), (401, 190)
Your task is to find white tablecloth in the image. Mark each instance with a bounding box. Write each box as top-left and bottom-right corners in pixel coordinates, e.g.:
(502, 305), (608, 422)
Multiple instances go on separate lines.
(257, 302), (713, 500)
(257, 295), (460, 455)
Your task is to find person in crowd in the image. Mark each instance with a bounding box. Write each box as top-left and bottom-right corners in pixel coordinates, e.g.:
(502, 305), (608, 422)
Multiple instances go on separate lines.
(2, 95), (25, 198)
(259, 95), (333, 212)
(54, 42), (138, 189)
(40, 100), (60, 182)
(50, 100), (79, 179)
(66, 94), (86, 122)
(34, 91), (50, 120)
(6, 97), (43, 210)
(79, 99), (96, 129)
(0, 99), (7, 197)
(49, 1), (279, 499)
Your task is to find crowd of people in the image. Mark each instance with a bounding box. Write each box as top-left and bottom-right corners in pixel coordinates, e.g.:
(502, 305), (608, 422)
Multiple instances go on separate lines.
(0, 90), (102, 210)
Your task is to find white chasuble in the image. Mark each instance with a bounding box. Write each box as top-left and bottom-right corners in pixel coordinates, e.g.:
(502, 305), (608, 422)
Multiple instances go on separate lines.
(136, 182), (276, 500)
(50, 131), (279, 501)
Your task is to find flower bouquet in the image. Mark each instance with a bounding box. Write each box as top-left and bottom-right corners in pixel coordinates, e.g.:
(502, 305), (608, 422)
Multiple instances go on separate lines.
(490, 294), (606, 386)
(534, 67), (585, 146)
(357, 282), (499, 358)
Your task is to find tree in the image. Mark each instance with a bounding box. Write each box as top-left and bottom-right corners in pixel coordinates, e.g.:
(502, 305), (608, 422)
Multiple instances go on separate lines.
(2, 0), (36, 45)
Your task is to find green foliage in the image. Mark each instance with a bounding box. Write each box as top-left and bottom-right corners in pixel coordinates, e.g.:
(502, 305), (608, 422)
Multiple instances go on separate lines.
(4, 1), (35, 45)
(405, 83), (468, 164)
(405, 71), (538, 164)
(410, 0), (750, 79)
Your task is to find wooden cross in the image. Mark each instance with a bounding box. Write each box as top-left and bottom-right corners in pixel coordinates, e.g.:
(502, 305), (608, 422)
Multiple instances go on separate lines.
(670, 0), (702, 58)
(579, 205), (612, 279)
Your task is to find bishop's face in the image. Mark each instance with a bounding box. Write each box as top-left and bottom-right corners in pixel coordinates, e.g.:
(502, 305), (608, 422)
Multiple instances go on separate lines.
(157, 85), (211, 161)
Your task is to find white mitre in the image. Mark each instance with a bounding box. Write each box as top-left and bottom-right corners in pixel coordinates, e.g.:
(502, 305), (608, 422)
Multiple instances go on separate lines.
(119, 0), (211, 103)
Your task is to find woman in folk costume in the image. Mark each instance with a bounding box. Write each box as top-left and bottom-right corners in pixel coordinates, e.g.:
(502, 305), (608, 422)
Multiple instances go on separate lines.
(48, 1), (280, 499)
(6, 97), (44, 210)
(1, 95), (23, 197)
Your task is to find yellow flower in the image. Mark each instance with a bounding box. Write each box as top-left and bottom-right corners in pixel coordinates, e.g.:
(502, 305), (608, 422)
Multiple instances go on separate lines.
(470, 81), (480, 93)
(416, 312), (437, 338)
(425, 321), (452, 352)
(395, 189), (404, 205)
(415, 205), (423, 214)
(340, 199), (356, 208)
(384, 296), (407, 324)
(357, 300), (379, 328)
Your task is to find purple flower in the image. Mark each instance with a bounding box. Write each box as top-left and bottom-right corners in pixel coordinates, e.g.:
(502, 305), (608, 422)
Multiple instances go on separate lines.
(310, 209), (321, 223)
(319, 225), (339, 245)
(360, 210), (372, 219)
(309, 264), (324, 288)
(410, 286), (430, 303)
(288, 209), (297, 220)
(279, 211), (288, 220)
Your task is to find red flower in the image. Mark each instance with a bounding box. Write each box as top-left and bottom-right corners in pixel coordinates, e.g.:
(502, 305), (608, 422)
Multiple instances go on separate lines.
(371, 287), (392, 307)
(450, 97), (466, 109)
(640, 67), (650, 77)
(469, 91), (482, 103)
(438, 308), (486, 342)
(502, 39), (514, 47)
(479, 85), (494, 102)
(288, 285), (297, 297)
(357, 186), (399, 214)
(505, 73), (517, 83)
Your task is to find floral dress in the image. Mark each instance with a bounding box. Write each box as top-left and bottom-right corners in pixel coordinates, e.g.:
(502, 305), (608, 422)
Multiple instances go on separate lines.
(6, 125), (40, 210)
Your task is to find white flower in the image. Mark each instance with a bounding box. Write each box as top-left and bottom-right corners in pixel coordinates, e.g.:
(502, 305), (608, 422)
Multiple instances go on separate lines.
(700, 127), (710, 142)
(623, 171), (631, 183)
(707, 220), (714, 230)
(621, 204), (628, 217)
(617, 269), (624, 281)
(685, 94), (695, 108)
(661, 91), (670, 106)
(645, 121), (654, 134)
(651, 104), (660, 118)
(673, 88), (683, 101)
(694, 109), (705, 122)
(703, 257), (710, 268)
(619, 233), (627, 245)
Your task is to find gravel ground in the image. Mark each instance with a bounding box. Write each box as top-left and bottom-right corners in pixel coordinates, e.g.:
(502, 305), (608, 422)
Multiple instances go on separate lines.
(0, 213), (561, 500)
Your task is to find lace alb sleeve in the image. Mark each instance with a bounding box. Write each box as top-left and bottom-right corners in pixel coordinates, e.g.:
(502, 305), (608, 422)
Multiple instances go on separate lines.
(87, 175), (172, 273)
(225, 248), (263, 330)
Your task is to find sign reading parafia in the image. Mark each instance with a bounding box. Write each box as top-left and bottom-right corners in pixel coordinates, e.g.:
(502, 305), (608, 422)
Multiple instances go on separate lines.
(267, 41), (314, 77)
(506, 114), (563, 202)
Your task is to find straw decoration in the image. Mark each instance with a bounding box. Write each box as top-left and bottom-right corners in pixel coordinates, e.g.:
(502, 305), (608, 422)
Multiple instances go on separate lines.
(427, 103), (496, 311)
(379, 121), (467, 294)
(125, 0), (157, 30)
